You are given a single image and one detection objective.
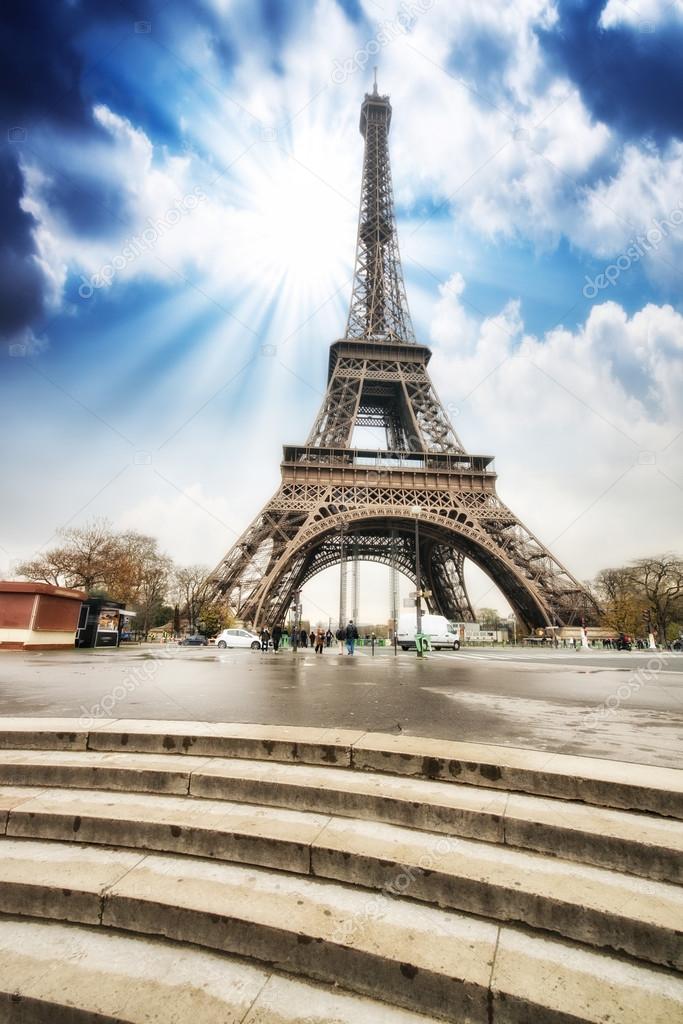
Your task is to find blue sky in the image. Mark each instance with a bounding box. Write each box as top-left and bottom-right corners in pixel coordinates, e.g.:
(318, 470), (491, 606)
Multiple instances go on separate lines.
(1, 0), (682, 621)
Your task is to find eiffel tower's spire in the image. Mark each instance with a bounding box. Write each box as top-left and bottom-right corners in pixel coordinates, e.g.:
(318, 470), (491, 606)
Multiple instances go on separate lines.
(345, 79), (416, 344)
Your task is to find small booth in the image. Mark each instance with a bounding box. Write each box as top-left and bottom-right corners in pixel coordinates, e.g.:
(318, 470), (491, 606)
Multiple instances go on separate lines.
(75, 598), (136, 648)
(0, 582), (86, 650)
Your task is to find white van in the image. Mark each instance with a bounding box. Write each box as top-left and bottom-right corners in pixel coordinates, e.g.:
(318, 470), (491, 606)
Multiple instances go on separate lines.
(396, 613), (461, 651)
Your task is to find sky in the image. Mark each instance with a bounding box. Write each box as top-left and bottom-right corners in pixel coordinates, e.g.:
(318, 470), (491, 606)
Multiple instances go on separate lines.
(1, 0), (682, 626)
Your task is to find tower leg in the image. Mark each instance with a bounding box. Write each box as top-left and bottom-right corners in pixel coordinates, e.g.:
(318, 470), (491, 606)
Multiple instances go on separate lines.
(389, 529), (400, 636)
(338, 530), (347, 627)
(429, 548), (476, 622)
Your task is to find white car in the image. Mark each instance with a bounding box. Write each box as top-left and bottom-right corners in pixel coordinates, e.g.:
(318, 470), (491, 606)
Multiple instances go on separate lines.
(215, 627), (261, 650)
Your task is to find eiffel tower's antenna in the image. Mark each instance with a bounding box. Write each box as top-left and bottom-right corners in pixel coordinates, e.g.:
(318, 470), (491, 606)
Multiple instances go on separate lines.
(346, 78), (415, 343)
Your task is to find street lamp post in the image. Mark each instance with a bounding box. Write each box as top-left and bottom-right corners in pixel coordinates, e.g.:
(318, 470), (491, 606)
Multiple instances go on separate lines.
(411, 506), (423, 658)
(415, 517), (423, 638)
(390, 528), (399, 656)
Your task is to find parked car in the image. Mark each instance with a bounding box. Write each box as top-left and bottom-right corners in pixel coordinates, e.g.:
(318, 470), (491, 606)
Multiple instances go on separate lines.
(179, 634), (208, 646)
(215, 627), (261, 650)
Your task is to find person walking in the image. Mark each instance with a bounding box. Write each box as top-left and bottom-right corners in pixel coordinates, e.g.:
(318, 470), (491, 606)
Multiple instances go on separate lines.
(335, 625), (345, 654)
(345, 619), (359, 656)
(314, 626), (325, 654)
(309, 629), (316, 649)
(272, 623), (282, 653)
(259, 627), (270, 653)
(299, 627), (308, 649)
(325, 628), (333, 648)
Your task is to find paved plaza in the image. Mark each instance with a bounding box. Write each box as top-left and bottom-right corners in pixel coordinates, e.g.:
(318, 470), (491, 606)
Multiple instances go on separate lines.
(1, 645), (681, 768)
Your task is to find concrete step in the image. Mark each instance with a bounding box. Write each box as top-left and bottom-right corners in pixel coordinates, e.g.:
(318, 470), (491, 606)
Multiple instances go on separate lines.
(192, 756), (683, 885)
(0, 717), (681, 816)
(0, 748), (213, 795)
(0, 749), (681, 883)
(0, 916), (440, 1023)
(0, 837), (681, 1023)
(0, 718), (364, 765)
(351, 733), (683, 819)
(2, 787), (681, 968)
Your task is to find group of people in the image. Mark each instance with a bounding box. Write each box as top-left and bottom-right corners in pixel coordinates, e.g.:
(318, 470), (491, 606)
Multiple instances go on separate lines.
(257, 620), (360, 655)
(295, 626), (333, 653)
(259, 623), (284, 652)
(257, 624), (329, 653)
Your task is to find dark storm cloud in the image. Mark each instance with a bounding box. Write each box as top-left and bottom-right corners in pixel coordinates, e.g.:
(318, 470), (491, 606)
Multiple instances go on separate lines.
(0, 151), (46, 338)
(0, 1), (173, 341)
(0, 4), (91, 132)
(537, 0), (683, 144)
(0, 1), (98, 339)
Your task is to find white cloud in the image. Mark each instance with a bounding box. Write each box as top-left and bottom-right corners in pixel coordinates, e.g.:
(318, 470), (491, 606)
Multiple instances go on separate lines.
(19, 109), (216, 303)
(429, 276), (683, 578)
(573, 142), (683, 282)
(599, 0), (683, 29)
(117, 483), (237, 567)
(429, 272), (480, 352)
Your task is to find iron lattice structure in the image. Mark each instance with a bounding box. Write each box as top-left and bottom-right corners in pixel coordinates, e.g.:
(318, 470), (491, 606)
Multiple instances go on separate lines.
(210, 83), (599, 631)
(346, 86), (415, 343)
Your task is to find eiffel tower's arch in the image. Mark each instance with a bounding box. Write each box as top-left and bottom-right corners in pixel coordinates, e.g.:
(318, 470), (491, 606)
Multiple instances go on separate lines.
(209, 82), (600, 634)
(245, 508), (591, 632)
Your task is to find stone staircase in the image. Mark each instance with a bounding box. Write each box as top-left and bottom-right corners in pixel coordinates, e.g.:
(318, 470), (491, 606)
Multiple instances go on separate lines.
(0, 717), (681, 1023)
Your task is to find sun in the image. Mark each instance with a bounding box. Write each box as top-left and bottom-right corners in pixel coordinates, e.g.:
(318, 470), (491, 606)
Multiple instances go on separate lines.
(260, 160), (350, 284)
(224, 125), (360, 314)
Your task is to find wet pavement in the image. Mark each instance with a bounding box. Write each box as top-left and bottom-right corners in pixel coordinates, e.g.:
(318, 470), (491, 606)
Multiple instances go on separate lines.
(0, 645), (681, 767)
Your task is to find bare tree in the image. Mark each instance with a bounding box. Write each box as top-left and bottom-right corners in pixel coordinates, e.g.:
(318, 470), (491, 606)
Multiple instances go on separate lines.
(174, 565), (213, 634)
(119, 532), (173, 634)
(17, 520), (175, 635)
(16, 519), (121, 592)
(627, 555), (683, 644)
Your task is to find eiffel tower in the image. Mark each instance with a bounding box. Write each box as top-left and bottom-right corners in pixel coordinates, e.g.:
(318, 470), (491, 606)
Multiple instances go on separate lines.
(210, 81), (598, 632)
